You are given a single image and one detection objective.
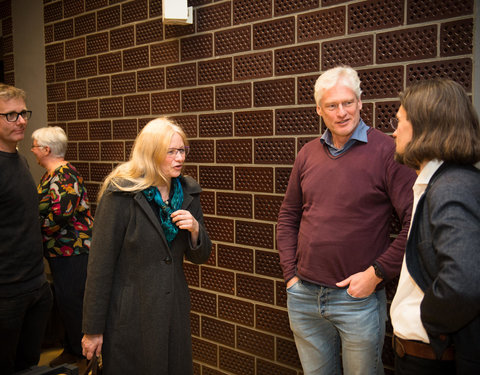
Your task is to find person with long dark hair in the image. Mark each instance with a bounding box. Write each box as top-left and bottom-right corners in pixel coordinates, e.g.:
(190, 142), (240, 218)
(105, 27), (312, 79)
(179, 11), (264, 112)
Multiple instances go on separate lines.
(391, 78), (480, 374)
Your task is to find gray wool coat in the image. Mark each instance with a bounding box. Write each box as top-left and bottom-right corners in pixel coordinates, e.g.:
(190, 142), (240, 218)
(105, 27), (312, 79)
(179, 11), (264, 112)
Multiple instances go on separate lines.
(83, 175), (212, 375)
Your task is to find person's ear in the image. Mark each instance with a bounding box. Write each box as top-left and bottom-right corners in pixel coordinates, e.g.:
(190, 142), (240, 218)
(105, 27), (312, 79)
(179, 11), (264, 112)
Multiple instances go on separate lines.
(316, 104), (323, 117)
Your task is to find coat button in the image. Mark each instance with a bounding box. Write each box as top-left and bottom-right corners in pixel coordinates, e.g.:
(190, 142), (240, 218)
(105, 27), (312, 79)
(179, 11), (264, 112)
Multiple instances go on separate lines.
(164, 256), (172, 264)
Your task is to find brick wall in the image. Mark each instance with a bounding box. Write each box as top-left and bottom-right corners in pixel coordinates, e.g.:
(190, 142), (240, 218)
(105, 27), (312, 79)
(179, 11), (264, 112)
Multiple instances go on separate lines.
(6, 0), (475, 374)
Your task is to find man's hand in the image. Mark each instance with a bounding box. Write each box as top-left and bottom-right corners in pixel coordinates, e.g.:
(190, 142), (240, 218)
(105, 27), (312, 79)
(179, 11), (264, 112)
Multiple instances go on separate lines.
(336, 266), (382, 298)
(286, 276), (300, 289)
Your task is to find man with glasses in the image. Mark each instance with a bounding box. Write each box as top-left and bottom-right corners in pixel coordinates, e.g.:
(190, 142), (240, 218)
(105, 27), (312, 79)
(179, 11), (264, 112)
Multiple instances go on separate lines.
(0, 84), (53, 373)
(277, 66), (416, 374)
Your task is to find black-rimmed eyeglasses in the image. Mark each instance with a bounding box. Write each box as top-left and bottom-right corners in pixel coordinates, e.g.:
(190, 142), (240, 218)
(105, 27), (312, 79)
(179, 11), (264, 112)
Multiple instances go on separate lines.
(390, 118), (399, 130)
(0, 110), (32, 122)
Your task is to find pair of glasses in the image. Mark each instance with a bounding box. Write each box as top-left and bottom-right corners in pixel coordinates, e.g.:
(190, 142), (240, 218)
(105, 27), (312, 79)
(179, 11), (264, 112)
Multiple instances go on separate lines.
(166, 146), (190, 157)
(0, 110), (32, 122)
(31, 145), (46, 149)
(323, 101), (356, 112)
(390, 118), (399, 130)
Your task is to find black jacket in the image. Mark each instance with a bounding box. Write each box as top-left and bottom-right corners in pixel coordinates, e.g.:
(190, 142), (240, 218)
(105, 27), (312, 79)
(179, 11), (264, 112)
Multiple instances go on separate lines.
(406, 163), (480, 373)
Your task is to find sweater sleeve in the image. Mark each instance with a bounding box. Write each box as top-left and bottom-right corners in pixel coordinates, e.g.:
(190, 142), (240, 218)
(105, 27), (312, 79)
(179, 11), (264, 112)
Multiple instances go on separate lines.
(277, 153), (304, 282)
(375, 146), (416, 281)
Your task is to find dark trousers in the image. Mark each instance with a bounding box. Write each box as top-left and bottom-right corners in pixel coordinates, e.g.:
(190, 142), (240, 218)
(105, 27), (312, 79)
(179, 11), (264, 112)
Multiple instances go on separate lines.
(48, 253), (88, 358)
(0, 282), (53, 374)
(395, 352), (456, 375)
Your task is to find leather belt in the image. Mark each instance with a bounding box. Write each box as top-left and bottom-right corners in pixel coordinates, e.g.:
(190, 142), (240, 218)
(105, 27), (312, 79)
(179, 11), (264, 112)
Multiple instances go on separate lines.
(393, 335), (454, 361)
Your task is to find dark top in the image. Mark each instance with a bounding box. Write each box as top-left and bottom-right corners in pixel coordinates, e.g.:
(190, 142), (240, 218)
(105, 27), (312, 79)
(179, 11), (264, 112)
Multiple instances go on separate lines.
(0, 150), (46, 297)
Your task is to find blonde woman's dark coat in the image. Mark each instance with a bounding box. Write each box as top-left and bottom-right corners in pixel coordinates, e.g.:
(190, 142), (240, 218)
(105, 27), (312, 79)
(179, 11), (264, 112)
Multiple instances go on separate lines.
(83, 175), (211, 374)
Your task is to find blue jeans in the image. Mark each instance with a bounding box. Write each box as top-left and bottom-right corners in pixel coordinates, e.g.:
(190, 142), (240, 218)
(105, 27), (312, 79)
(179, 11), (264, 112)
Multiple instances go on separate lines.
(287, 280), (386, 375)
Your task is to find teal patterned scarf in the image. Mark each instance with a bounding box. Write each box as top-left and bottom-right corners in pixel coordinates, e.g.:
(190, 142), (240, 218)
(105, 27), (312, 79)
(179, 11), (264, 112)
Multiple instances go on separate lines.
(142, 178), (184, 246)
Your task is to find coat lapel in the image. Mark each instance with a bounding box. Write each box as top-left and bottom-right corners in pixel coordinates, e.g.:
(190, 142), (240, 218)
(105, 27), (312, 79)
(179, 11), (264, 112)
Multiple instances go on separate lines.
(405, 193), (429, 291)
(182, 191), (193, 210)
(134, 192), (170, 249)
(405, 163), (450, 291)
(180, 175), (200, 210)
(132, 176), (199, 250)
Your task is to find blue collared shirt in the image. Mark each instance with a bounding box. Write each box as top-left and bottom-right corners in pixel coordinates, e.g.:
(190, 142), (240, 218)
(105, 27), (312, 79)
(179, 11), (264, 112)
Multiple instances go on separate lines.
(320, 119), (369, 156)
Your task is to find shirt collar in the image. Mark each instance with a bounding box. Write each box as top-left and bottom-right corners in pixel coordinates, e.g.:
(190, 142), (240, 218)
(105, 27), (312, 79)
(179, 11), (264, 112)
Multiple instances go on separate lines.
(413, 159), (443, 196)
(320, 119), (369, 149)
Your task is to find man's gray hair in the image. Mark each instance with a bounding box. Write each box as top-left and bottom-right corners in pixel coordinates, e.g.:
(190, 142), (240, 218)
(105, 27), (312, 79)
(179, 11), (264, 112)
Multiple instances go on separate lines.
(32, 126), (68, 158)
(314, 66), (362, 106)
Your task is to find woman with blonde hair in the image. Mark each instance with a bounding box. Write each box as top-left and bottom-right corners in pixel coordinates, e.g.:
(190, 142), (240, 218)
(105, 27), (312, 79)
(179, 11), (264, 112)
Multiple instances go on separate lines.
(81, 118), (211, 374)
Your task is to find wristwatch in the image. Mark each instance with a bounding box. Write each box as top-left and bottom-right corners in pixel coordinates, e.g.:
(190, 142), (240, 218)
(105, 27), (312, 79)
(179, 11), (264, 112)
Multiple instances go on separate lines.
(372, 263), (384, 279)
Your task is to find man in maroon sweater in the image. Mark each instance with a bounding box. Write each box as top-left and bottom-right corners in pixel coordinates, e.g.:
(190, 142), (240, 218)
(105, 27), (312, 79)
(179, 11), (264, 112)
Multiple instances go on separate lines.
(277, 66), (416, 375)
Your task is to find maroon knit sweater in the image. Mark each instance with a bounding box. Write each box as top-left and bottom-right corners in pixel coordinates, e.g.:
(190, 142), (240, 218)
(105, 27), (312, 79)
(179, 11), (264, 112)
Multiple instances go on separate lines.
(277, 128), (416, 287)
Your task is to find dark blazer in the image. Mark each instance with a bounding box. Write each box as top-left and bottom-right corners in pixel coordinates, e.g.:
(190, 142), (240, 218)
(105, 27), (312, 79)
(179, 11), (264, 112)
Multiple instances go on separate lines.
(406, 163), (480, 373)
(83, 175), (211, 375)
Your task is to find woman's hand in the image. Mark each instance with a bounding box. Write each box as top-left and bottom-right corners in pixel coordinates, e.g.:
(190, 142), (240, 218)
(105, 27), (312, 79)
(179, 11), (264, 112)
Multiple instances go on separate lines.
(171, 210), (199, 244)
(82, 334), (103, 360)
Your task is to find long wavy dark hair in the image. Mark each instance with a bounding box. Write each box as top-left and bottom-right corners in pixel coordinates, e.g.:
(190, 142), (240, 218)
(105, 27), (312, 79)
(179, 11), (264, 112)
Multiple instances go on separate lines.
(396, 78), (480, 170)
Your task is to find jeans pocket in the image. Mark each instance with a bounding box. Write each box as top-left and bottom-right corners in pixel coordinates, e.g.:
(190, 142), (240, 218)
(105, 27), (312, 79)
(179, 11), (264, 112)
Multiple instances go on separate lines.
(286, 279), (302, 292)
(345, 288), (370, 301)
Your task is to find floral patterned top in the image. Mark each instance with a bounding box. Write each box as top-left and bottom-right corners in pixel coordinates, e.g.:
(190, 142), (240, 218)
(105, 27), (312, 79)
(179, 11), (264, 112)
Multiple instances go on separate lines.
(38, 162), (93, 257)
